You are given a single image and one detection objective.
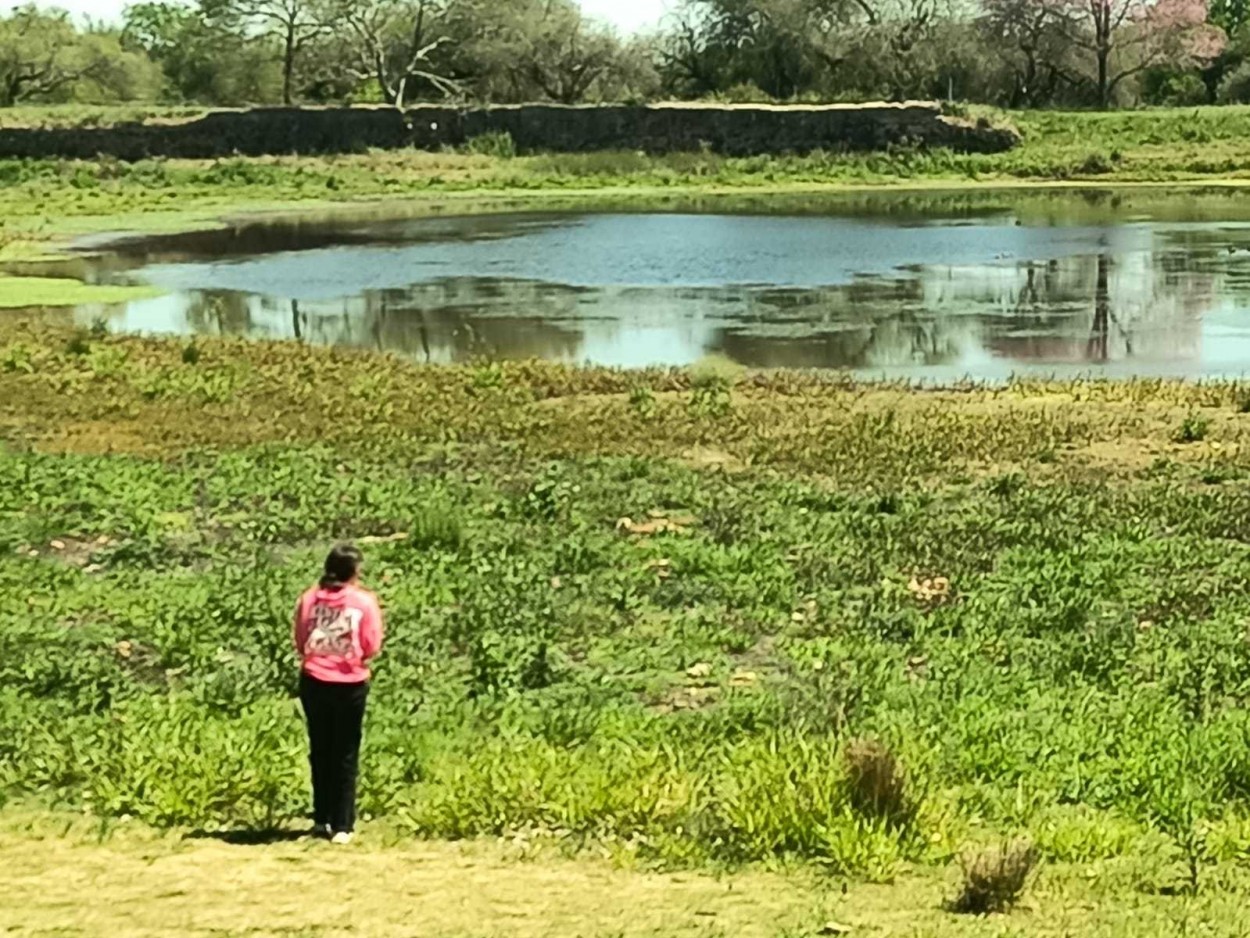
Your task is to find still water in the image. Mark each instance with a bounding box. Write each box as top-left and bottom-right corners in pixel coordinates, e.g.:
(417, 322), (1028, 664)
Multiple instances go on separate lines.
(41, 188), (1250, 379)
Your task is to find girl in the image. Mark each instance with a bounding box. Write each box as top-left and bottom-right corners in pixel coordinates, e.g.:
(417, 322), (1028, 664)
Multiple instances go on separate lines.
(293, 544), (384, 844)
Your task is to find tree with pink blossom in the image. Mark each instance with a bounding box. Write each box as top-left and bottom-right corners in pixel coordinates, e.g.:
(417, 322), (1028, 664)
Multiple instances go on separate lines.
(1056, 0), (1227, 105)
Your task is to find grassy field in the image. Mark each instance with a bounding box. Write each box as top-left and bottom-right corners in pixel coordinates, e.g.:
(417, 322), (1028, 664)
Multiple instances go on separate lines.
(9, 317), (1250, 930)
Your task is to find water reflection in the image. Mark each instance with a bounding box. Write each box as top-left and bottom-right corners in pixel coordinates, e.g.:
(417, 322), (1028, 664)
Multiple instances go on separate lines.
(43, 195), (1250, 378)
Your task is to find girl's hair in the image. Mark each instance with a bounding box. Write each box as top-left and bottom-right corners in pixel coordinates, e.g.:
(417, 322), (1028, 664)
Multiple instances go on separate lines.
(320, 543), (363, 589)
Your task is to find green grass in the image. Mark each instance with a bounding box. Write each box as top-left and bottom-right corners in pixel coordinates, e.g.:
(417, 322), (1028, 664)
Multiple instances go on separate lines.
(0, 275), (159, 308)
(7, 321), (1250, 898)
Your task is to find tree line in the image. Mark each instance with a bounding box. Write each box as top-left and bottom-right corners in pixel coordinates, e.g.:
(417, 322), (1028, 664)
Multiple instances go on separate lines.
(4, 0), (1250, 111)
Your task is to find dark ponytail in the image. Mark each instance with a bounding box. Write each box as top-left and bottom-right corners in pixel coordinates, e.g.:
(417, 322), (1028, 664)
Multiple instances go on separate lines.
(320, 543), (363, 589)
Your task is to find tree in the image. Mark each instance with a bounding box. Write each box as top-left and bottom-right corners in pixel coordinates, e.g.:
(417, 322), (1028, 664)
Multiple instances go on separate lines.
(0, 6), (157, 106)
(512, 0), (623, 104)
(438, 0), (651, 104)
(1054, 0), (1226, 106)
(1201, 0), (1249, 98)
(982, 0), (1074, 105)
(872, 0), (946, 99)
(1210, 0), (1250, 33)
(597, 35), (663, 101)
(658, 4), (726, 96)
(656, 0), (969, 102)
(0, 7), (83, 106)
(205, 0), (323, 104)
(72, 32), (165, 103)
(329, 0), (460, 106)
(123, 1), (282, 104)
(659, 0), (872, 100)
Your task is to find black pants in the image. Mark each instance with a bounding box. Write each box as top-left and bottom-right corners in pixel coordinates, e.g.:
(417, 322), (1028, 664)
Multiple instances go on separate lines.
(299, 672), (369, 834)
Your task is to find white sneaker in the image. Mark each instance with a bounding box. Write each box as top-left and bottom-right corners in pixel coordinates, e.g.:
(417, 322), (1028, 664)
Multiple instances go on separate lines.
(308, 823), (330, 838)
(330, 831), (354, 845)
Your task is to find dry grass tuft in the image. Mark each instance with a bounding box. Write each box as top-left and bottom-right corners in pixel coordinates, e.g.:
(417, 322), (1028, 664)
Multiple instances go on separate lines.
(843, 738), (915, 829)
(949, 839), (1039, 915)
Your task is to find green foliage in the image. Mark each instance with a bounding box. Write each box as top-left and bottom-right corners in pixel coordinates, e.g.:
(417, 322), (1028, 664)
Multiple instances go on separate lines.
(843, 739), (916, 832)
(464, 132), (517, 159)
(1175, 413), (1211, 443)
(122, 0), (281, 106)
(628, 384), (656, 419)
(687, 356), (737, 418)
(64, 329), (92, 357)
(688, 378), (732, 418)
(0, 7), (162, 108)
(1153, 72), (1210, 107)
(409, 499), (464, 553)
(1213, 0), (1250, 34)
(194, 159), (293, 187)
(1219, 61), (1250, 103)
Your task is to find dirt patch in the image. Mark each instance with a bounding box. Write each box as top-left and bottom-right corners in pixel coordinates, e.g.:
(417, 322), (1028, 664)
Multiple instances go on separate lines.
(679, 446), (747, 471)
(33, 535), (115, 571)
(1070, 437), (1167, 474)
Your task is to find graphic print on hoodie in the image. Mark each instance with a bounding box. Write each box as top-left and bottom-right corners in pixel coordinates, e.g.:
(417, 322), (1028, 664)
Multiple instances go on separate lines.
(306, 604), (363, 657)
(295, 584), (384, 684)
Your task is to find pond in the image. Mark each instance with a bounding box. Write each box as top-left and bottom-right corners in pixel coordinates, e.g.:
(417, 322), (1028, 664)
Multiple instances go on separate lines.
(34, 188), (1250, 379)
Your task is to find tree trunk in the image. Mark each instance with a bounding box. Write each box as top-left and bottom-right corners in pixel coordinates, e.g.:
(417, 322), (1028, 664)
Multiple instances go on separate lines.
(379, 70), (400, 105)
(1200, 61), (1224, 104)
(1087, 253), (1110, 361)
(1093, 0), (1112, 108)
(0, 74), (21, 107)
(283, 23), (296, 105)
(1022, 48), (1038, 106)
(1097, 45), (1110, 107)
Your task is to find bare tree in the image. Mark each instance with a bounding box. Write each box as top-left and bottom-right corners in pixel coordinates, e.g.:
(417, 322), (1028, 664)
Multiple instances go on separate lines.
(331, 0), (461, 106)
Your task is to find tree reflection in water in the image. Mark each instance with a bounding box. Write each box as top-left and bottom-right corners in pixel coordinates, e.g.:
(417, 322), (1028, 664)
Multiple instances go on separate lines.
(140, 250), (1220, 372)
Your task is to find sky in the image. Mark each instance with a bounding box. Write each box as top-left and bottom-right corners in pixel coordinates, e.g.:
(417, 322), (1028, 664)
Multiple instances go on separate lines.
(31, 0), (673, 33)
(581, 0), (671, 33)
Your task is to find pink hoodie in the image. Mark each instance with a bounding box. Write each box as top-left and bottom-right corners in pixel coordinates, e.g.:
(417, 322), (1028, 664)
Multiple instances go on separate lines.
(294, 584), (384, 684)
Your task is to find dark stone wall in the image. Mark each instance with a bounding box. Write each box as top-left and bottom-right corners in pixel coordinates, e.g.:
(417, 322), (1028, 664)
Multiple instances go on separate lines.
(0, 103), (1019, 161)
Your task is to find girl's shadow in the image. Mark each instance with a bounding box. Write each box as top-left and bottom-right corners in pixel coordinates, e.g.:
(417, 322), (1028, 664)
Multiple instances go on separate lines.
(186, 828), (311, 846)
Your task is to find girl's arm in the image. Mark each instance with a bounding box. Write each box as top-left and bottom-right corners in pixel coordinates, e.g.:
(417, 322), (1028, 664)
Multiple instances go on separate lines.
(360, 596), (384, 661)
(292, 597), (307, 656)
